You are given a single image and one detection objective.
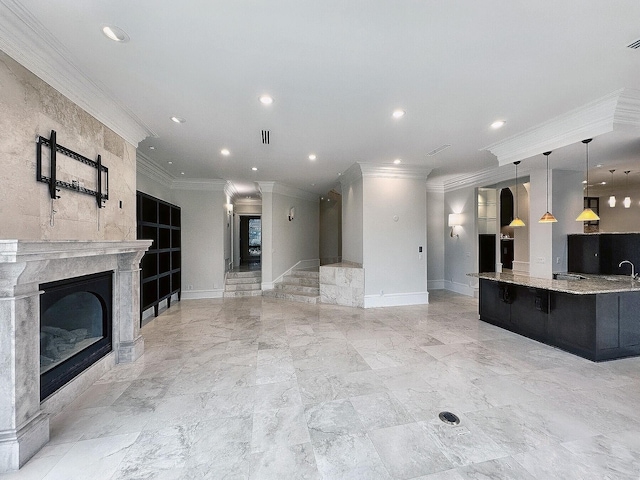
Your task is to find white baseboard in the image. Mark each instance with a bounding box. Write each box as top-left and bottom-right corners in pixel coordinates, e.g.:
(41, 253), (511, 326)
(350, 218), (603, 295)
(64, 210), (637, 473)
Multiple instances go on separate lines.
(512, 261), (530, 274)
(427, 279), (445, 290)
(444, 280), (479, 298)
(181, 289), (224, 299)
(364, 291), (429, 308)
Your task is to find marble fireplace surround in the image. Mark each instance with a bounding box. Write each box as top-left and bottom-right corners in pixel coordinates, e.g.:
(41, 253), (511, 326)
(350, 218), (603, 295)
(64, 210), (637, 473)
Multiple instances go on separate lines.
(0, 240), (151, 472)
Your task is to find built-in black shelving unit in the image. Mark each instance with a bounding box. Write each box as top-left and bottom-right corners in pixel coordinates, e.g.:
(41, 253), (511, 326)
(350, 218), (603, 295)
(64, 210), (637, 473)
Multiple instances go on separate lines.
(136, 191), (181, 319)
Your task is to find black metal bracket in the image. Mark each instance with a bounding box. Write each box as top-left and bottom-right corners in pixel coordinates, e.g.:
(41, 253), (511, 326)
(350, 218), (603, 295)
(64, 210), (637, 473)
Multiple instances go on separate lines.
(36, 130), (109, 207)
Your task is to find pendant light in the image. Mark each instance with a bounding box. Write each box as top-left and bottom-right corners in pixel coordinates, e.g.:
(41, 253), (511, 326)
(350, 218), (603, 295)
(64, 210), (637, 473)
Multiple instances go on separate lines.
(608, 170), (616, 207)
(624, 170), (631, 208)
(509, 161), (525, 227)
(539, 151), (557, 223)
(576, 139), (600, 222)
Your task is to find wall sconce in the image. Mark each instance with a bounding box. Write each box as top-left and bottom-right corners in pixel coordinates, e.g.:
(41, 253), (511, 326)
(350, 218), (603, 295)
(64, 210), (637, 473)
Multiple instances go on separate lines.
(448, 213), (463, 237)
(225, 203), (233, 215)
(288, 207), (295, 221)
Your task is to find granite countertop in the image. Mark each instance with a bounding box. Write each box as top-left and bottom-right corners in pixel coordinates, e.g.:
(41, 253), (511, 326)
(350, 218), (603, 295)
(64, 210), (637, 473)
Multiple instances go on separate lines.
(468, 272), (640, 295)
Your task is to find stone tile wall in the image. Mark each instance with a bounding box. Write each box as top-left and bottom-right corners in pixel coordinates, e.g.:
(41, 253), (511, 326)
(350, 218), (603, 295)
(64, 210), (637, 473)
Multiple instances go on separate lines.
(0, 50), (136, 241)
(320, 262), (364, 308)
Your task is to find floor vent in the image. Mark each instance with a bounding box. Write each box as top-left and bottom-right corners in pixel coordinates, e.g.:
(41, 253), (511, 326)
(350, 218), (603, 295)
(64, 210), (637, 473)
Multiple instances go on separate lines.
(261, 130), (270, 144)
(438, 411), (460, 425)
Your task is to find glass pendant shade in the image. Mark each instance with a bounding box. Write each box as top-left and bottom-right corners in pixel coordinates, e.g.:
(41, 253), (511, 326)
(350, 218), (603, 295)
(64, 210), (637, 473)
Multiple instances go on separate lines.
(539, 151), (556, 223)
(539, 212), (557, 223)
(511, 160), (525, 227)
(577, 139), (599, 222)
(608, 170), (616, 207)
(576, 207), (600, 222)
(624, 196), (631, 208)
(623, 171), (631, 208)
(509, 217), (525, 227)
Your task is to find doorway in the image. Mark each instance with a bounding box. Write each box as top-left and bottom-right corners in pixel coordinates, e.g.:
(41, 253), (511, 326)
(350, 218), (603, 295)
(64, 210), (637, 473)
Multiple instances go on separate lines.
(239, 215), (261, 266)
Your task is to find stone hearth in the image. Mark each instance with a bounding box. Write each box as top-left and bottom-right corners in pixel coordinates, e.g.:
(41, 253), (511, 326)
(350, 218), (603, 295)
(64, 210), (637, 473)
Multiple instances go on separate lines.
(0, 240), (151, 472)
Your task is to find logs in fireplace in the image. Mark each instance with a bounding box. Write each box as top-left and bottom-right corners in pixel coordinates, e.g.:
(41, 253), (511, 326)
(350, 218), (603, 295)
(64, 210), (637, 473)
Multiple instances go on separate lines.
(39, 271), (113, 400)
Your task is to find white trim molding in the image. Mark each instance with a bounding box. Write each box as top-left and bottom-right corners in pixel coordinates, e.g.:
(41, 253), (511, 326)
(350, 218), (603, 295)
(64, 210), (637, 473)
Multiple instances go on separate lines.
(257, 182), (319, 202)
(136, 152), (173, 188)
(171, 178), (228, 192)
(359, 162), (433, 180)
(0, 0), (155, 146)
(444, 280), (479, 298)
(427, 279), (445, 290)
(483, 88), (640, 167)
(181, 289), (224, 300)
(364, 291), (429, 308)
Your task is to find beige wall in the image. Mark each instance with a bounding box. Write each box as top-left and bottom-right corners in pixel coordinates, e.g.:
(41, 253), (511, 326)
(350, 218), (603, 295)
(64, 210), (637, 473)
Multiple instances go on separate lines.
(0, 51), (136, 241)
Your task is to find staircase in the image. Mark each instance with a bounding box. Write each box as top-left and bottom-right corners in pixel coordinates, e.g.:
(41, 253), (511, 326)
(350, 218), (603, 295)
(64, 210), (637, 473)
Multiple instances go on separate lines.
(223, 270), (262, 297)
(263, 268), (320, 304)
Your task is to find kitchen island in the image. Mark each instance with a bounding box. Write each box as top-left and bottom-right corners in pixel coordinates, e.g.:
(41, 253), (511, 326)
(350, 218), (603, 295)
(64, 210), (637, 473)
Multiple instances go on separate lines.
(469, 272), (640, 361)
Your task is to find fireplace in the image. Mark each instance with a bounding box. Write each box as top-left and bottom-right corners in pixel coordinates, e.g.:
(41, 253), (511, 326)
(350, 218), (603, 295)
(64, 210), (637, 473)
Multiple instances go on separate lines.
(40, 271), (113, 400)
(0, 240), (151, 472)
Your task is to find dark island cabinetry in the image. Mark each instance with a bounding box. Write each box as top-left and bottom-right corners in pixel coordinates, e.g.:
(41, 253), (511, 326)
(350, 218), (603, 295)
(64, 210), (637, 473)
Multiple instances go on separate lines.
(478, 278), (640, 361)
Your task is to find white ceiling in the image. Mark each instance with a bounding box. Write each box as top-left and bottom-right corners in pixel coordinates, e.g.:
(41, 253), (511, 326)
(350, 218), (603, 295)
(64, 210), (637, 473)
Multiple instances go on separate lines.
(3, 1), (640, 196)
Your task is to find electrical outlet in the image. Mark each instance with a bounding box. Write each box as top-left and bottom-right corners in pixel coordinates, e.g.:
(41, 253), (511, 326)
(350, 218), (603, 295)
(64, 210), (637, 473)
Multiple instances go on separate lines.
(556, 257), (560, 264)
(536, 257), (545, 264)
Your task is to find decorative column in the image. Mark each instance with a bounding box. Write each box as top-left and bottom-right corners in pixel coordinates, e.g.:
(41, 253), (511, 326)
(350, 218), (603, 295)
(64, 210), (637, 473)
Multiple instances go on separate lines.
(115, 251), (146, 363)
(0, 261), (49, 472)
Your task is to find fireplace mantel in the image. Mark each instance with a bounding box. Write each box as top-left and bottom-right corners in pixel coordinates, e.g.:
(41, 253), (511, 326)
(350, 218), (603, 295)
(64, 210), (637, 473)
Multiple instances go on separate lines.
(0, 240), (152, 472)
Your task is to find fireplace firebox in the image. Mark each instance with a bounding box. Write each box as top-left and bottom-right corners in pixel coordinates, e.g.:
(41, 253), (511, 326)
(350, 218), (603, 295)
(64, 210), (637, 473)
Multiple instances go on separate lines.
(40, 271), (113, 400)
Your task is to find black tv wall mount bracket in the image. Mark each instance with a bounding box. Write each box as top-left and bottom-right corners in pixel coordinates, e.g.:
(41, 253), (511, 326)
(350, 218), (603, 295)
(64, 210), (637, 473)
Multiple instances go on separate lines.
(36, 129), (109, 207)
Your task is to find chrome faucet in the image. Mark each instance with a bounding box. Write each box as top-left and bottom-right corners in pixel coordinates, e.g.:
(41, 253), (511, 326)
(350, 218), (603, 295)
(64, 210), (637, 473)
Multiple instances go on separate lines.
(618, 260), (638, 279)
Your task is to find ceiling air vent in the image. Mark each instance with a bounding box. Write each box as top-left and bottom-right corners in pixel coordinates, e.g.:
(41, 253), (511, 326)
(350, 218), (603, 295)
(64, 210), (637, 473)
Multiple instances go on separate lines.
(627, 38), (640, 49)
(261, 130), (270, 145)
(426, 144), (451, 156)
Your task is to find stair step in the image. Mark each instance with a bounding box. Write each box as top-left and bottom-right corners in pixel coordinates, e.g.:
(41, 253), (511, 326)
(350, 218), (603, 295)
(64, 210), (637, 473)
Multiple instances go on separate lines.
(227, 271), (261, 278)
(224, 290), (263, 298)
(226, 276), (262, 285)
(282, 275), (319, 286)
(263, 290), (319, 304)
(275, 283), (319, 295)
(289, 270), (319, 278)
(225, 283), (261, 292)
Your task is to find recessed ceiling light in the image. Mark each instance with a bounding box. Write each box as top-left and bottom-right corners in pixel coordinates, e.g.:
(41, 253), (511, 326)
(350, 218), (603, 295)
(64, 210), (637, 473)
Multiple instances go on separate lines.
(221, 148), (230, 156)
(180, 172), (185, 175)
(582, 180), (588, 184)
(102, 25), (129, 43)
(491, 120), (506, 129)
(393, 159), (402, 165)
(601, 181), (607, 185)
(596, 164), (603, 168)
(170, 116), (185, 124)
(337, 173), (342, 176)
(309, 154), (317, 161)
(259, 95), (273, 105)
(392, 109), (405, 119)
(252, 167), (258, 171)
(168, 161), (173, 165)
(149, 146), (155, 150)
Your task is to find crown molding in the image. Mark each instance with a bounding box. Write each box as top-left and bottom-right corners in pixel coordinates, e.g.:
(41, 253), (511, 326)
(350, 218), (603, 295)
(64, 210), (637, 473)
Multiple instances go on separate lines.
(0, 0), (156, 146)
(483, 88), (640, 167)
(171, 178), (228, 191)
(338, 163), (362, 188)
(224, 181), (239, 201)
(425, 182), (445, 194)
(359, 162), (433, 180)
(136, 152), (173, 188)
(441, 163), (540, 193)
(257, 181), (318, 202)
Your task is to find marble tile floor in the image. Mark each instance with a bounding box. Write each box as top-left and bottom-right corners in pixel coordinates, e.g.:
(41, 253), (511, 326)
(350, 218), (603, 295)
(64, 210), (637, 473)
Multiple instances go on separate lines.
(4, 290), (640, 479)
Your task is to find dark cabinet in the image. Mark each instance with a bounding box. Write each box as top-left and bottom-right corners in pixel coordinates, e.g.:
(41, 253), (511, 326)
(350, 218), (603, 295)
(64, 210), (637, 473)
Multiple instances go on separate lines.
(478, 278), (640, 361)
(478, 234), (496, 273)
(568, 233), (640, 275)
(137, 191), (181, 320)
(501, 239), (514, 270)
